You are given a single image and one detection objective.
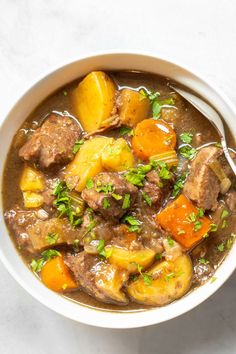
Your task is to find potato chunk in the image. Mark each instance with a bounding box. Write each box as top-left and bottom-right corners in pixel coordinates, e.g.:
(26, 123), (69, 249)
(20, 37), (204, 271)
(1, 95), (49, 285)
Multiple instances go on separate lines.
(65, 137), (113, 191)
(118, 89), (150, 127)
(23, 191), (44, 208)
(127, 255), (192, 306)
(20, 165), (45, 192)
(101, 138), (135, 172)
(73, 71), (117, 133)
(106, 246), (155, 273)
(95, 263), (129, 304)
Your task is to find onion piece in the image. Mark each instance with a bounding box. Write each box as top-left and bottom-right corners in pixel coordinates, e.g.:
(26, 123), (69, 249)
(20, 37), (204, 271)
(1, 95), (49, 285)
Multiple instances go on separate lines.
(209, 160), (231, 194)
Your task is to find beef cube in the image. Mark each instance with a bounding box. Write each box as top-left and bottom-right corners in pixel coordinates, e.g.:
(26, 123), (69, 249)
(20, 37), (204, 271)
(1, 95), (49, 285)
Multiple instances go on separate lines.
(19, 114), (81, 169)
(183, 146), (223, 210)
(81, 172), (138, 221)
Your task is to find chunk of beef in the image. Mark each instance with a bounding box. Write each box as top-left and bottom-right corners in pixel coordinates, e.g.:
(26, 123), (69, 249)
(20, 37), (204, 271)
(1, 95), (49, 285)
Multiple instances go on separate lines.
(183, 146), (223, 210)
(81, 172), (138, 220)
(225, 190), (236, 212)
(143, 170), (163, 205)
(4, 207), (46, 253)
(65, 252), (129, 305)
(163, 239), (183, 262)
(19, 114), (81, 169)
(4, 206), (114, 252)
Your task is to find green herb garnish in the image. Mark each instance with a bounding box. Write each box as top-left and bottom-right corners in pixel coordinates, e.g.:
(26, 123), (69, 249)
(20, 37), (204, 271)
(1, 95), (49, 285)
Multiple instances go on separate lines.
(73, 139), (84, 154)
(125, 164), (152, 187)
(167, 236), (174, 247)
(122, 215), (142, 233)
(122, 194), (131, 209)
(140, 89), (175, 118)
(137, 264), (152, 285)
(221, 209), (229, 219)
(86, 178), (94, 189)
(179, 145), (197, 160)
(217, 243), (225, 252)
(31, 249), (61, 273)
(96, 183), (113, 194)
(111, 193), (123, 201)
(119, 126), (134, 136)
(210, 223), (218, 232)
(180, 132), (193, 144)
(103, 198), (110, 209)
(198, 257), (209, 264)
(53, 181), (83, 227)
(141, 191), (152, 207)
(172, 172), (189, 197)
(45, 232), (59, 245)
(194, 220), (202, 231)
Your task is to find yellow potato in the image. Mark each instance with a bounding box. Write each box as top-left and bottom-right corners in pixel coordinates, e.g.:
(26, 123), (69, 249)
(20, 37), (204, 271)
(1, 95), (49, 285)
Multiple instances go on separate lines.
(73, 71), (117, 133)
(118, 89), (150, 127)
(101, 138), (135, 172)
(20, 165), (45, 192)
(65, 137), (113, 191)
(127, 254), (192, 306)
(106, 246), (155, 273)
(95, 263), (129, 304)
(23, 191), (44, 208)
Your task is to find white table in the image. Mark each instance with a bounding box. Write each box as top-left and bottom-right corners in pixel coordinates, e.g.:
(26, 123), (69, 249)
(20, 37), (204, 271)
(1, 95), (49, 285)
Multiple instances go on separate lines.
(0, 1), (236, 353)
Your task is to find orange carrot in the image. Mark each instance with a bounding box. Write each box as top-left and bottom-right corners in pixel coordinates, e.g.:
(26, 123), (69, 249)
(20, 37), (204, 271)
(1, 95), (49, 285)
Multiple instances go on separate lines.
(131, 119), (176, 160)
(156, 194), (211, 249)
(41, 256), (77, 292)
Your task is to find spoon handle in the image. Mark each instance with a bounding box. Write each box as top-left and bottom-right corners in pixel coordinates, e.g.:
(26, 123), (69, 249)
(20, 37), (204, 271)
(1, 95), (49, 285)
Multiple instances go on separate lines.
(221, 139), (236, 175)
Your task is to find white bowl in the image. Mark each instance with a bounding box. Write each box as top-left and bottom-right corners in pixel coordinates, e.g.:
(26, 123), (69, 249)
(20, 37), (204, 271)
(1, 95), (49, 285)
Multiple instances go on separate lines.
(0, 52), (236, 328)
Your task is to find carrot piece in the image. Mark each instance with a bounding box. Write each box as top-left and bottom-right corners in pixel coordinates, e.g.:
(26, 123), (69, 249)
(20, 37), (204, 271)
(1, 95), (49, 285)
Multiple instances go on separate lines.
(41, 256), (77, 292)
(131, 119), (176, 160)
(156, 194), (211, 249)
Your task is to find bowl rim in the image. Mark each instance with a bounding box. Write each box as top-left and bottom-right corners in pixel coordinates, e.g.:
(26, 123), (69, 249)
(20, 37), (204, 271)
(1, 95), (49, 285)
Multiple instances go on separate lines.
(1, 50), (236, 328)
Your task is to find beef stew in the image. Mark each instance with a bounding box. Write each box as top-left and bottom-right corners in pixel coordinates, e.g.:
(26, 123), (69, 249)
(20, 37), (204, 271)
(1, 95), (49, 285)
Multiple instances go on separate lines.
(3, 71), (236, 310)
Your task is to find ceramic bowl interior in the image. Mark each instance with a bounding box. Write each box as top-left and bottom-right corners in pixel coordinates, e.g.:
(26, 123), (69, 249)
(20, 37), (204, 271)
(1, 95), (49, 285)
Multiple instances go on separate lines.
(0, 52), (236, 328)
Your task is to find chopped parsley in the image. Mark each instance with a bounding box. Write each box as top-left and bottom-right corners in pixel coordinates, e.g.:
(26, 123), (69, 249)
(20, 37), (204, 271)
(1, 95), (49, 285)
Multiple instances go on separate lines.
(194, 220), (202, 231)
(180, 132), (193, 144)
(210, 223), (218, 232)
(155, 161), (171, 180)
(186, 212), (197, 223)
(96, 182), (113, 194)
(198, 257), (209, 265)
(165, 272), (176, 282)
(45, 232), (59, 245)
(73, 139), (84, 154)
(167, 236), (174, 247)
(177, 229), (186, 235)
(103, 197), (110, 209)
(31, 249), (61, 273)
(141, 191), (152, 206)
(53, 181), (83, 227)
(155, 253), (163, 260)
(215, 142), (222, 148)
(96, 240), (112, 259)
(137, 264), (152, 285)
(172, 172), (188, 197)
(86, 178), (94, 189)
(179, 145), (197, 160)
(119, 126), (134, 136)
(217, 243), (225, 252)
(125, 164), (152, 186)
(140, 89), (175, 118)
(197, 208), (204, 218)
(122, 215), (142, 233)
(221, 209), (229, 219)
(122, 194), (131, 209)
(211, 276), (217, 283)
(221, 219), (228, 229)
(111, 193), (122, 201)
(226, 233), (236, 249)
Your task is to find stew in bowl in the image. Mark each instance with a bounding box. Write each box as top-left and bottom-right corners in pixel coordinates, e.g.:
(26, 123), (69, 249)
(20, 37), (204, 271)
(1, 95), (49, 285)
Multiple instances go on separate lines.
(3, 69), (236, 311)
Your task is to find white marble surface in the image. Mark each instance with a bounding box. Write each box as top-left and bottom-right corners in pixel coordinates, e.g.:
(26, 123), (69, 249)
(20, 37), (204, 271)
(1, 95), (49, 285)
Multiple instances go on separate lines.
(0, 0), (236, 353)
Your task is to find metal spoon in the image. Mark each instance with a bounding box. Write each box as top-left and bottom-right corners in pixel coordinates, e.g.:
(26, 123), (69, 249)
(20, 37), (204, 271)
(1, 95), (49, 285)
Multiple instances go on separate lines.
(169, 84), (236, 175)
